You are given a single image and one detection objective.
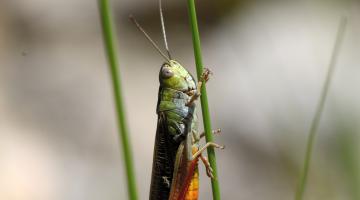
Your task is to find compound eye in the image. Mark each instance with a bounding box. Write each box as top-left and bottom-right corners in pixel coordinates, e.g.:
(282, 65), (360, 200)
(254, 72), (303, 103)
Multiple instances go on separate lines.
(161, 66), (174, 79)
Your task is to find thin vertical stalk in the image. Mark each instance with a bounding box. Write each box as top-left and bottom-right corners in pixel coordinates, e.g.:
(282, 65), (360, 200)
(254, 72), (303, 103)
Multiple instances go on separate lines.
(186, 0), (221, 199)
(295, 17), (347, 200)
(98, 1), (138, 199)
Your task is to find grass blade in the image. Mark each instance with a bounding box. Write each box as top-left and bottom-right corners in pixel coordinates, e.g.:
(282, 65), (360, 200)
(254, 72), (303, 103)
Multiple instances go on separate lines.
(295, 16), (347, 200)
(186, 0), (221, 199)
(98, 0), (138, 199)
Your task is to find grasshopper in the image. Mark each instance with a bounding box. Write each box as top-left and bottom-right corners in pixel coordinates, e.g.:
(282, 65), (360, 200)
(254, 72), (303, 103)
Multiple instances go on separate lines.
(130, 1), (223, 199)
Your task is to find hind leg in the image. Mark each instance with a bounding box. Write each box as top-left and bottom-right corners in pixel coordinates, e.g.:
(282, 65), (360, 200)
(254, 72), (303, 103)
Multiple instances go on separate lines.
(200, 155), (214, 178)
(192, 142), (224, 179)
(192, 142), (224, 160)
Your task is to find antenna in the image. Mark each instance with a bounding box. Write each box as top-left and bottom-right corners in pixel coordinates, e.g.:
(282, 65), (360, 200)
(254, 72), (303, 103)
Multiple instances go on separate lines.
(129, 15), (170, 62)
(159, 0), (172, 59)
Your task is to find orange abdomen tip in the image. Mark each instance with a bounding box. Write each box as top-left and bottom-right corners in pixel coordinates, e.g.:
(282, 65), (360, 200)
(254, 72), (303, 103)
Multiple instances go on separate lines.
(185, 167), (199, 200)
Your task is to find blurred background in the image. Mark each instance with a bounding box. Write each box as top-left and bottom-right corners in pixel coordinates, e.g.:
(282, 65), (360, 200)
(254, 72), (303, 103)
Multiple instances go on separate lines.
(1, 0), (359, 199)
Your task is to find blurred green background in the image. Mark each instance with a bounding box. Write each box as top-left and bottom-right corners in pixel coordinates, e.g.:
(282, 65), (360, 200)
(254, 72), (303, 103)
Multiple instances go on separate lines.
(0, 0), (359, 199)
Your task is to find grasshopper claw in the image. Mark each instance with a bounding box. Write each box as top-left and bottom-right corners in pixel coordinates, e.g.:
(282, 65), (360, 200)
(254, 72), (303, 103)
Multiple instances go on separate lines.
(206, 166), (214, 179)
(201, 68), (212, 83)
(200, 155), (214, 179)
(214, 128), (221, 135)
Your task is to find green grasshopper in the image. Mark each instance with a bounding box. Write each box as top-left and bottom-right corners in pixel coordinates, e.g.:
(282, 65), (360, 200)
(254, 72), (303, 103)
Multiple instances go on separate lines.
(130, 1), (223, 199)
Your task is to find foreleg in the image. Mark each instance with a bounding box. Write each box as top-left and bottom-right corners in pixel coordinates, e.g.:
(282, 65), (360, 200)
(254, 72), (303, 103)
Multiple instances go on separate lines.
(186, 68), (212, 106)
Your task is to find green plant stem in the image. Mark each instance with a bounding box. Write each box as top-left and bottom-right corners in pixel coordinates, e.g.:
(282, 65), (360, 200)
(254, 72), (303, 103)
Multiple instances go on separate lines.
(98, 1), (138, 199)
(295, 17), (347, 200)
(186, 1), (221, 199)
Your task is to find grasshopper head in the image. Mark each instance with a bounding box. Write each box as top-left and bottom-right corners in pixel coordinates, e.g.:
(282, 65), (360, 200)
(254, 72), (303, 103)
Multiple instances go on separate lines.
(159, 60), (196, 92)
